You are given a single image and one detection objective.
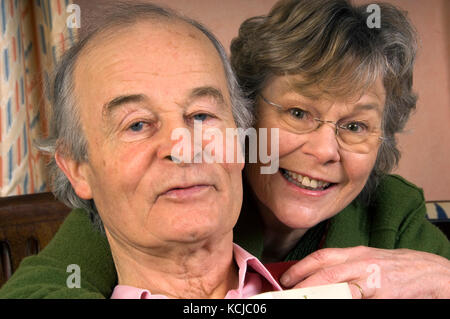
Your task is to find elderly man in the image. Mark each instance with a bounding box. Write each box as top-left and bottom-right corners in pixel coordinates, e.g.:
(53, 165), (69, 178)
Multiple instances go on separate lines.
(0, 3), (282, 299)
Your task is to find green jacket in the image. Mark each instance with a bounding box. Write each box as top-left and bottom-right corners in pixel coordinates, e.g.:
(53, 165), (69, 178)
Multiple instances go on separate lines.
(0, 174), (448, 298)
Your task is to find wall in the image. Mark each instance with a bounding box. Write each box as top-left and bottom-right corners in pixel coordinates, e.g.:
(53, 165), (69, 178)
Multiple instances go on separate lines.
(74, 0), (450, 201)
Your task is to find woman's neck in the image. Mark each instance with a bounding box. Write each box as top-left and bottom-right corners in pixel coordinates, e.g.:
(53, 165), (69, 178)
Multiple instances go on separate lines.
(256, 200), (308, 263)
(107, 231), (238, 299)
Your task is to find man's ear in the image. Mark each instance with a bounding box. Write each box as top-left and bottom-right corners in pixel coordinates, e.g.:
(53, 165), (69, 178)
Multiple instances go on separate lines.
(55, 150), (93, 200)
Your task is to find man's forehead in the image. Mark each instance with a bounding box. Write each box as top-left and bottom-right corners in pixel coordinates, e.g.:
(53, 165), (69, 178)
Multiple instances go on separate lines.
(79, 19), (214, 65)
(72, 18), (230, 125)
(74, 19), (225, 92)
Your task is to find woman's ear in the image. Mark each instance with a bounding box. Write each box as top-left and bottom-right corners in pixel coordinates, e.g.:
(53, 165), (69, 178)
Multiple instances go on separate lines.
(55, 150), (93, 200)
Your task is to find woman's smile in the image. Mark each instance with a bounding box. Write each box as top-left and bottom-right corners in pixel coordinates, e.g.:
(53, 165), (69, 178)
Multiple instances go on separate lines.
(279, 168), (338, 197)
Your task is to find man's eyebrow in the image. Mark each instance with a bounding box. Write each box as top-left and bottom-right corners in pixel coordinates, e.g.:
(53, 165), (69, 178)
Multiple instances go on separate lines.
(102, 94), (148, 117)
(188, 86), (226, 106)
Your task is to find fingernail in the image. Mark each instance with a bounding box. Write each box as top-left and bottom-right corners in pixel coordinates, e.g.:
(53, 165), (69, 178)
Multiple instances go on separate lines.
(280, 275), (290, 287)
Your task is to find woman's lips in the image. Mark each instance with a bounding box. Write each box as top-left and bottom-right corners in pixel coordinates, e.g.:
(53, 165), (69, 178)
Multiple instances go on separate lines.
(280, 168), (337, 197)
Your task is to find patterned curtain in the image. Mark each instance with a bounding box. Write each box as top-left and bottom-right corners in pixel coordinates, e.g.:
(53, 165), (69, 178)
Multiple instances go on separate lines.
(0, 0), (75, 196)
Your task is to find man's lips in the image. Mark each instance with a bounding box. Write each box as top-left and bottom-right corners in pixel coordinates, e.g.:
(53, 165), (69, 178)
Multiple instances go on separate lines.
(159, 184), (215, 200)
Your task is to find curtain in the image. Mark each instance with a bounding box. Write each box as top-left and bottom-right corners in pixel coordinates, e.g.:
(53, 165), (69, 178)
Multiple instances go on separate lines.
(0, 0), (75, 196)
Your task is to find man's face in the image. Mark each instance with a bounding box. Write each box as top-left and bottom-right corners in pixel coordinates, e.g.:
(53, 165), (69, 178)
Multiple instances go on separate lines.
(70, 21), (243, 250)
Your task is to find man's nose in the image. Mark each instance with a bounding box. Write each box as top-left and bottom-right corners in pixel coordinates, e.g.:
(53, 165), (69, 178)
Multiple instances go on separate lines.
(155, 118), (200, 164)
(301, 124), (341, 165)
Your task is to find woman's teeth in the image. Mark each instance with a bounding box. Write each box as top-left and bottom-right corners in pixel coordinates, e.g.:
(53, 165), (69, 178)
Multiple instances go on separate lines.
(282, 169), (331, 191)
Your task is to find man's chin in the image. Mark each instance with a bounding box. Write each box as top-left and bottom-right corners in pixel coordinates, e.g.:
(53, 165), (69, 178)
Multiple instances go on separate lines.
(163, 227), (231, 246)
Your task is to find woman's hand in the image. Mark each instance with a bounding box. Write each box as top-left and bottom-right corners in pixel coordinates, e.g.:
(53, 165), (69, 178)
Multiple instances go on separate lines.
(279, 246), (450, 298)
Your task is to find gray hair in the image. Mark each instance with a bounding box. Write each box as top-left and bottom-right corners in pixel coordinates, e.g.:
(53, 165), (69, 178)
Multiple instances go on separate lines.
(230, 0), (418, 204)
(39, 2), (253, 232)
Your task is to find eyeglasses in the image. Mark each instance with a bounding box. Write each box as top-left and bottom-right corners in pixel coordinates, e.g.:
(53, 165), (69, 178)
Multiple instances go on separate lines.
(259, 94), (385, 154)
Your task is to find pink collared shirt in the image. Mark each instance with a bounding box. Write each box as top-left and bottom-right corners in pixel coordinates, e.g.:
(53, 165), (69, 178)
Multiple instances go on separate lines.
(111, 244), (282, 299)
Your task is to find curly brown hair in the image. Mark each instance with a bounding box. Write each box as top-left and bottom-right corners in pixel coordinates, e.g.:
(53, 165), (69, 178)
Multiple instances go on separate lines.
(230, 0), (418, 203)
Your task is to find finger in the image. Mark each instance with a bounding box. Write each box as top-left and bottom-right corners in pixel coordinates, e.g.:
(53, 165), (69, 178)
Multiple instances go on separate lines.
(293, 260), (369, 290)
(349, 282), (366, 299)
(351, 279), (381, 299)
(280, 248), (353, 287)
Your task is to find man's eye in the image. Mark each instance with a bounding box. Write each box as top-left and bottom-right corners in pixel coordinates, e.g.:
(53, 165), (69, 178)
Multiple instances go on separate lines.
(128, 121), (146, 132)
(193, 113), (210, 122)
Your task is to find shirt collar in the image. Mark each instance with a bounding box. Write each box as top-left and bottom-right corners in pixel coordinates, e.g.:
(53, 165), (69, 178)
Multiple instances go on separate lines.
(110, 243), (282, 299)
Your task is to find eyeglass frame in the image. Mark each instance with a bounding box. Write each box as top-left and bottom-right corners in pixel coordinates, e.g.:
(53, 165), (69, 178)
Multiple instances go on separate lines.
(259, 94), (386, 143)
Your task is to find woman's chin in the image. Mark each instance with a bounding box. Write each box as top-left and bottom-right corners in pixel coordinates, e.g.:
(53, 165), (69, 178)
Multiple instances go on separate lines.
(263, 170), (346, 228)
(272, 202), (328, 229)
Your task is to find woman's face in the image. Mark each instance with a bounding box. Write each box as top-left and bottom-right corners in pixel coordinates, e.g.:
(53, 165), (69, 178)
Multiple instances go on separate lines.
(245, 75), (386, 231)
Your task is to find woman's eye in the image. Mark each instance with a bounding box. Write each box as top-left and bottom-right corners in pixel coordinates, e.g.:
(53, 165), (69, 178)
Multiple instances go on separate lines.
(344, 122), (368, 133)
(288, 108), (307, 120)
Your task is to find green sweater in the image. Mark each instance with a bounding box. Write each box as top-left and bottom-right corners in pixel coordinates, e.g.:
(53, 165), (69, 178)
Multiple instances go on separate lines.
(0, 174), (448, 298)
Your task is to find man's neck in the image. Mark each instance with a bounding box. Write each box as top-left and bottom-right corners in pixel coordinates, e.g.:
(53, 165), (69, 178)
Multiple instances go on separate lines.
(106, 231), (238, 299)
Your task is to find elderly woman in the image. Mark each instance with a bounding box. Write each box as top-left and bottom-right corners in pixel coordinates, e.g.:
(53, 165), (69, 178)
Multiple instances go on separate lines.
(0, 0), (448, 299)
(230, 0), (450, 298)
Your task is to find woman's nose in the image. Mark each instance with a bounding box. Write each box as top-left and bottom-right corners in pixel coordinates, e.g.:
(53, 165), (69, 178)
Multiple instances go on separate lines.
(301, 124), (341, 165)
